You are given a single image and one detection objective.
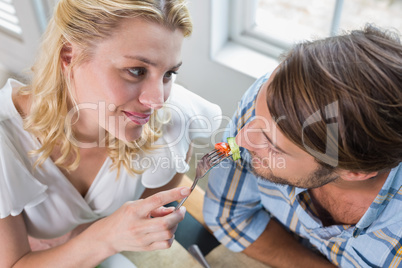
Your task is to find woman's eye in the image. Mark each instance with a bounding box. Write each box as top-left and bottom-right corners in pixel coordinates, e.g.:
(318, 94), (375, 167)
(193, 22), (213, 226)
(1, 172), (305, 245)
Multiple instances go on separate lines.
(164, 71), (178, 80)
(127, 67), (147, 77)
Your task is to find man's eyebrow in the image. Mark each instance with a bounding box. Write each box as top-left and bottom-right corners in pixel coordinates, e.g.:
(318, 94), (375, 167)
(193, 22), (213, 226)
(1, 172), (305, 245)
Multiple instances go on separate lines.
(124, 55), (182, 69)
(261, 129), (288, 155)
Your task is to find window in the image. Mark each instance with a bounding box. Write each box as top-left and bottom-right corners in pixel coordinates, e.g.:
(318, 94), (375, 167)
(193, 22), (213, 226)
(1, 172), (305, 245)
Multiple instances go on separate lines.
(0, 0), (22, 38)
(0, 0), (53, 74)
(231, 0), (402, 59)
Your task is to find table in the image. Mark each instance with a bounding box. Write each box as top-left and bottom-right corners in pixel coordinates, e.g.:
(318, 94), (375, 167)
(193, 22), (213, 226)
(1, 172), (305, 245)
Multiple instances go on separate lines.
(205, 245), (272, 268)
(122, 240), (272, 268)
(122, 240), (202, 268)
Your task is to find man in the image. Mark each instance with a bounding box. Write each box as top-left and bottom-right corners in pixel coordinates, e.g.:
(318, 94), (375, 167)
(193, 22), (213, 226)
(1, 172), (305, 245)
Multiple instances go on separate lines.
(203, 25), (402, 267)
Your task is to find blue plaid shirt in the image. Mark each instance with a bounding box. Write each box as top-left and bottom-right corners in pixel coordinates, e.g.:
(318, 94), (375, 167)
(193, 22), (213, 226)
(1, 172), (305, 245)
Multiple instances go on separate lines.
(203, 72), (402, 267)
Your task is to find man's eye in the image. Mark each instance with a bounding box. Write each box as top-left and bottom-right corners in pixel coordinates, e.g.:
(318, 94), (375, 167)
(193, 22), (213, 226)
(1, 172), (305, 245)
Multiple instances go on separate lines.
(263, 140), (281, 156)
(267, 146), (280, 156)
(128, 67), (147, 77)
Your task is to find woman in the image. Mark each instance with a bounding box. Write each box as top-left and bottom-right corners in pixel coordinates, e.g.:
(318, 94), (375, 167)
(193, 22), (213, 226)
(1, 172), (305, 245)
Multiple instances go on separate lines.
(0, 0), (221, 267)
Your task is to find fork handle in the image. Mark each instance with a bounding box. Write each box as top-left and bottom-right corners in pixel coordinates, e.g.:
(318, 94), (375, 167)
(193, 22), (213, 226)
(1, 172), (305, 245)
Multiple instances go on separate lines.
(174, 177), (198, 211)
(174, 196), (188, 211)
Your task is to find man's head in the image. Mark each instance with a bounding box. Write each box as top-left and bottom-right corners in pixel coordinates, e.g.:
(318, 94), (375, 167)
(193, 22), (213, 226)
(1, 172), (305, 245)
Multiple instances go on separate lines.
(237, 25), (402, 188)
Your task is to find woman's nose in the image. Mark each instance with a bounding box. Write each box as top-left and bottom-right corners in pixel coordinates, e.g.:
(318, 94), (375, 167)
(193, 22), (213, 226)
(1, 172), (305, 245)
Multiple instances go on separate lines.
(138, 81), (165, 110)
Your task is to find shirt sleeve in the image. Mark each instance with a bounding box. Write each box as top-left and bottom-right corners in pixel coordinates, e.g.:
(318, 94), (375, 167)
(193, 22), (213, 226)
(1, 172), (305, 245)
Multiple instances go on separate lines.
(0, 134), (48, 219)
(203, 110), (271, 252)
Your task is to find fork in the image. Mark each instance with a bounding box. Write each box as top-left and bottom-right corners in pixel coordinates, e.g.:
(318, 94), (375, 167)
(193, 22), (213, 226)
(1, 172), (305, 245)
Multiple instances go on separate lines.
(174, 149), (232, 211)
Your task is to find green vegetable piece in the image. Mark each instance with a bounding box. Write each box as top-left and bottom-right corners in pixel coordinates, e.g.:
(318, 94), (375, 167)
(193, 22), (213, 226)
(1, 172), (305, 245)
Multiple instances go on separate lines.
(227, 137), (241, 161)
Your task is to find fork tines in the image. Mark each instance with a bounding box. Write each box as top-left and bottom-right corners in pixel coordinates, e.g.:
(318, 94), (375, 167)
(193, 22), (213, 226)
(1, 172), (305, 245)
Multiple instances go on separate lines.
(207, 149), (231, 166)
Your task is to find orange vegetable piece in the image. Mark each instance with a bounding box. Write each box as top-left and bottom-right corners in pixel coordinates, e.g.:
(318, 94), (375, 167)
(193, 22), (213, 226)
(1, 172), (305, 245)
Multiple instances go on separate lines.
(214, 142), (231, 156)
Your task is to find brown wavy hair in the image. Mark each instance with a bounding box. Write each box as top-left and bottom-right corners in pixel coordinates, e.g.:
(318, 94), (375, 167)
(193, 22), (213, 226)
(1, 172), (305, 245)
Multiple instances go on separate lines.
(21, 0), (192, 175)
(267, 24), (402, 172)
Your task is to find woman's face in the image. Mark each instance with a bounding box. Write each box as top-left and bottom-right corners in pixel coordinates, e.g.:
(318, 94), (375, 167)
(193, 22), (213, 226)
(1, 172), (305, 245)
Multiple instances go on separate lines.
(64, 17), (184, 146)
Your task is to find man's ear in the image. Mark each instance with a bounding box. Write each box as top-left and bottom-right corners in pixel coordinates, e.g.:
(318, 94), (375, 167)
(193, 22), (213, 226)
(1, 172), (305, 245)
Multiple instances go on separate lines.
(337, 170), (378, 181)
(60, 43), (73, 70)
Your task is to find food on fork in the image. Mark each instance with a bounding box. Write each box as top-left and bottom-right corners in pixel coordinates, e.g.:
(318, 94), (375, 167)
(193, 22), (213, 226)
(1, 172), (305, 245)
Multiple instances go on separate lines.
(227, 137), (241, 160)
(214, 137), (241, 161)
(214, 142), (230, 156)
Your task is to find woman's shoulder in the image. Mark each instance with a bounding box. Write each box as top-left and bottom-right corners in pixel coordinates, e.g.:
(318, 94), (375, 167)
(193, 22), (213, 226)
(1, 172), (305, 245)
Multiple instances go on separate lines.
(0, 78), (24, 122)
(0, 78), (48, 219)
(142, 84), (223, 181)
(168, 83), (222, 119)
(0, 132), (48, 219)
(162, 84), (222, 138)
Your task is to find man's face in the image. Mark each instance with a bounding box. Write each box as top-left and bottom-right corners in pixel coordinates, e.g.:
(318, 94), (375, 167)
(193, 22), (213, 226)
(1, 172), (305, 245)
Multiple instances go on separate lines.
(235, 73), (338, 188)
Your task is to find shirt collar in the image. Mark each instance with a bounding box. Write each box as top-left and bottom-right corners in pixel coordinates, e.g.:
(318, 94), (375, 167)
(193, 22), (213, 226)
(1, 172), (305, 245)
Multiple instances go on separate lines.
(292, 163), (402, 231)
(355, 162), (402, 230)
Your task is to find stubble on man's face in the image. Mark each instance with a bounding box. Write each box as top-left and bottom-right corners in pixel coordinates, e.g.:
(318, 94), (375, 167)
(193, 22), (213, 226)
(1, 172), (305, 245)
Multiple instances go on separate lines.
(249, 151), (338, 188)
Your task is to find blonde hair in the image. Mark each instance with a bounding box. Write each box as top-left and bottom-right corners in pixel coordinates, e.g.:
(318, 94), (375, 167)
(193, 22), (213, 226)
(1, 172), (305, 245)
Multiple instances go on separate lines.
(21, 0), (192, 175)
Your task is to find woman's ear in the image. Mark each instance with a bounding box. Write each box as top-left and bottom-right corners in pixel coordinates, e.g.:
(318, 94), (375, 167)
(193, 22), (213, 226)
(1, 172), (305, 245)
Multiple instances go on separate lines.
(337, 170), (379, 181)
(60, 43), (73, 70)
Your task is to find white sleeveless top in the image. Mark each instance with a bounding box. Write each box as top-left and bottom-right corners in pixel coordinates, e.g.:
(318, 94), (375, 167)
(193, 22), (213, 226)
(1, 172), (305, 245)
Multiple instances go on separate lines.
(0, 79), (222, 239)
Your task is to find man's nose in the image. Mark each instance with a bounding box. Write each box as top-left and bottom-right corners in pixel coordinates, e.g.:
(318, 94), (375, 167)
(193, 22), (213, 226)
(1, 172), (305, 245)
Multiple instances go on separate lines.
(235, 122), (252, 151)
(138, 80), (164, 110)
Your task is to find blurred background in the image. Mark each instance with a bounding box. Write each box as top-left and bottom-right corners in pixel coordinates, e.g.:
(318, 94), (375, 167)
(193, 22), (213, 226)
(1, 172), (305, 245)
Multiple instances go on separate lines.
(1, 0), (401, 187)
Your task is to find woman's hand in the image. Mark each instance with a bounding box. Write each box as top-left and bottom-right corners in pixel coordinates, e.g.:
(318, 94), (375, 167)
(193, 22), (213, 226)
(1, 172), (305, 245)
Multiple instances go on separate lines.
(88, 186), (190, 255)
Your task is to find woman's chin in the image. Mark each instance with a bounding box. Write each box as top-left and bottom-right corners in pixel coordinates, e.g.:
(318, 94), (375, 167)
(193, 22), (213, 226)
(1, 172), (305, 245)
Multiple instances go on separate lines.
(106, 123), (145, 144)
(120, 127), (144, 143)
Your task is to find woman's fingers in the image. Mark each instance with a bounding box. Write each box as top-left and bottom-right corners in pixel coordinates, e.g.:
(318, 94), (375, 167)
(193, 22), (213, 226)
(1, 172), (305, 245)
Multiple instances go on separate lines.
(128, 207), (185, 249)
(149, 206), (175, 218)
(127, 225), (179, 251)
(145, 207), (186, 233)
(140, 187), (190, 216)
(99, 188), (189, 253)
(129, 236), (176, 252)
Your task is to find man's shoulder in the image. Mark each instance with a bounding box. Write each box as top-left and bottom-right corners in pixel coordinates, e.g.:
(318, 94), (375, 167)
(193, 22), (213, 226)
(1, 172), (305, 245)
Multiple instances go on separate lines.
(230, 72), (272, 136)
(386, 163), (402, 203)
(239, 72), (272, 107)
(365, 163), (402, 229)
(383, 163), (402, 193)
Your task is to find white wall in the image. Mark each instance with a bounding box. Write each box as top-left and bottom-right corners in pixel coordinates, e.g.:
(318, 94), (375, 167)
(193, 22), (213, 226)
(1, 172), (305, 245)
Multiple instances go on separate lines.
(176, 0), (253, 119)
(176, 0), (277, 120)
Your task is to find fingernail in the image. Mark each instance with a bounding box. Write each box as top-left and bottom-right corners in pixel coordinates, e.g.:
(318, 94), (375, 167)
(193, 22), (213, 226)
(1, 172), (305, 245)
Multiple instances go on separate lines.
(181, 187), (190, 196)
(168, 235), (175, 245)
(180, 206), (187, 214)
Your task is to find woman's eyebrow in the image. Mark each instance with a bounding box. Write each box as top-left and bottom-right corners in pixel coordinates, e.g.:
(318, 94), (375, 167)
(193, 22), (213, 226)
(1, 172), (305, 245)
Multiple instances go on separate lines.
(172, 61), (183, 69)
(260, 128), (289, 155)
(124, 55), (182, 69)
(124, 55), (157, 66)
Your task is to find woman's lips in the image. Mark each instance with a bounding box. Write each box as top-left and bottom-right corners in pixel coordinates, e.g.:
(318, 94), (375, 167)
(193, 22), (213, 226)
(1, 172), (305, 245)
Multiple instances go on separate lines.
(123, 111), (151, 125)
